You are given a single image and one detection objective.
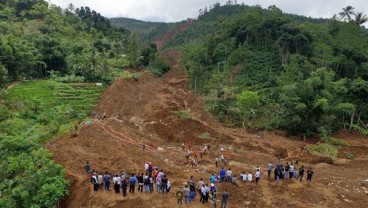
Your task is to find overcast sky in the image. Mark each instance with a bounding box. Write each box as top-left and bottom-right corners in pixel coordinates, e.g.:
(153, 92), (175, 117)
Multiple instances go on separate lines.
(49, 0), (367, 23)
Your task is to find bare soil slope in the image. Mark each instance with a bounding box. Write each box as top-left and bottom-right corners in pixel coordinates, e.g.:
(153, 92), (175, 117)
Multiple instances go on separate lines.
(48, 50), (368, 208)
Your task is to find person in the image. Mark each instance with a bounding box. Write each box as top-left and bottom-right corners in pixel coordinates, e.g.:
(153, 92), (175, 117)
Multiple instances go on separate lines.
(84, 161), (91, 175)
(182, 143), (185, 150)
(247, 172), (252, 182)
(98, 172), (104, 190)
(92, 111), (96, 118)
(204, 184), (210, 203)
(183, 185), (191, 204)
(142, 143), (146, 151)
(200, 184), (206, 203)
(176, 186), (183, 208)
(267, 161), (273, 180)
(211, 189), (217, 208)
(220, 190), (229, 208)
(113, 174), (121, 193)
(92, 173), (99, 192)
(103, 172), (111, 191)
(129, 174), (136, 193)
(167, 180), (171, 192)
(307, 167), (314, 182)
(188, 176), (195, 192)
(156, 174), (162, 192)
(121, 177), (128, 197)
(210, 183), (216, 192)
(240, 171), (247, 181)
(231, 175), (237, 185)
(285, 162), (290, 179)
(144, 163), (149, 175)
(144, 174), (150, 192)
(189, 190), (196, 202)
(225, 168), (232, 183)
(289, 163), (294, 179)
(161, 175), (168, 193)
(149, 175), (154, 193)
(219, 168), (226, 182)
(197, 178), (204, 195)
(297, 166), (305, 182)
(255, 168), (261, 184)
(215, 157), (219, 167)
(137, 173), (144, 192)
(220, 147), (224, 154)
(220, 154), (224, 163)
(148, 162), (153, 175)
(210, 174), (216, 184)
(102, 112), (106, 120)
(275, 167), (282, 183)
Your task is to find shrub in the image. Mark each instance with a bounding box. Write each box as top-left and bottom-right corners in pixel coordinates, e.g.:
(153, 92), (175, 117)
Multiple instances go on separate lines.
(172, 110), (196, 120)
(307, 143), (338, 159)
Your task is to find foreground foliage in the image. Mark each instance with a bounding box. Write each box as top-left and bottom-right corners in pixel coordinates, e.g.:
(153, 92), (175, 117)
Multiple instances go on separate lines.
(0, 80), (103, 207)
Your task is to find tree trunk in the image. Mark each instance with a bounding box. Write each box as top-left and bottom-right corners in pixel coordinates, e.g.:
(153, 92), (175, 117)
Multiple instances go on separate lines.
(349, 111), (355, 132)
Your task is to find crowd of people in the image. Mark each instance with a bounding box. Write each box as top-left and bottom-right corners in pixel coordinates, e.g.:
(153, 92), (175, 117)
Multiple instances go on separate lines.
(84, 141), (315, 207)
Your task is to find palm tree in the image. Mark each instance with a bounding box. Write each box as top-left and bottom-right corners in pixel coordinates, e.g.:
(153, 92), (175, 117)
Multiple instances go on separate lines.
(354, 12), (368, 26)
(339, 6), (355, 21)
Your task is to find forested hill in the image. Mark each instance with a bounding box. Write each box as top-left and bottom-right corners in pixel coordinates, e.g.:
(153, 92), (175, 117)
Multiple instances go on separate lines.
(110, 17), (178, 40)
(172, 3), (368, 137)
(0, 0), (143, 88)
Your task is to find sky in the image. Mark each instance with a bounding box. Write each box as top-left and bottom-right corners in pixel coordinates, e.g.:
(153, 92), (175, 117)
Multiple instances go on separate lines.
(48, 0), (367, 23)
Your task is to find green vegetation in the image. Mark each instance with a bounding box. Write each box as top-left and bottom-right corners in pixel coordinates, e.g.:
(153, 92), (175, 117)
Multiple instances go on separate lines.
(174, 3), (368, 138)
(110, 17), (179, 40)
(0, 79), (102, 207)
(198, 132), (214, 140)
(172, 110), (196, 120)
(307, 143), (339, 159)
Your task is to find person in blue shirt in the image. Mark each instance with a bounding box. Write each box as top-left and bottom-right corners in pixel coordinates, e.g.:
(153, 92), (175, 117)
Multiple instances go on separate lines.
(219, 168), (226, 182)
(103, 172), (111, 191)
(129, 174), (136, 193)
(210, 173), (216, 184)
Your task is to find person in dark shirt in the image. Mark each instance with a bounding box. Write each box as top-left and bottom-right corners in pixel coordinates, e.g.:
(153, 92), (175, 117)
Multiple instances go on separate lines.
(121, 177), (128, 197)
(161, 175), (168, 193)
(129, 174), (136, 193)
(84, 161), (90, 175)
(307, 167), (314, 182)
(221, 190), (230, 208)
(297, 166), (305, 182)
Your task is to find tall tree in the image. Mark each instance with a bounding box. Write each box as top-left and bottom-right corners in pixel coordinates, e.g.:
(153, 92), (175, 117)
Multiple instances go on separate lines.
(354, 12), (368, 26)
(339, 6), (355, 21)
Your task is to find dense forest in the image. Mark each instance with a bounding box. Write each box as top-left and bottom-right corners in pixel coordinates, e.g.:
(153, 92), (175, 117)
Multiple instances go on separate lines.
(171, 3), (368, 138)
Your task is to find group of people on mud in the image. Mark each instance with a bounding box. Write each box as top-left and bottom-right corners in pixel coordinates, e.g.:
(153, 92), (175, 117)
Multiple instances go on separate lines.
(84, 161), (172, 197)
(266, 160), (314, 182)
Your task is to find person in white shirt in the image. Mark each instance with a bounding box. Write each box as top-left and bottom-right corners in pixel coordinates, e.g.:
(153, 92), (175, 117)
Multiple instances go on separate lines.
(225, 168), (232, 183)
(240, 171), (247, 181)
(247, 172), (252, 182)
(113, 174), (121, 193)
(255, 168), (261, 184)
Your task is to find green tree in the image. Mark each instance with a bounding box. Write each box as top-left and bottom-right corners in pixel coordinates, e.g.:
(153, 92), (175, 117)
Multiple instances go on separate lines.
(237, 90), (259, 128)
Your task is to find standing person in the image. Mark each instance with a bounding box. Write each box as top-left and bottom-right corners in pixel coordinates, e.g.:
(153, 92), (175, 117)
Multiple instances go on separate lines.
(211, 189), (217, 208)
(144, 174), (150, 193)
(197, 178), (204, 196)
(98, 172), (104, 190)
(204, 184), (210, 203)
(149, 175), (154, 193)
(161, 175), (168, 194)
(92, 173), (99, 192)
(84, 161), (91, 175)
(129, 174), (136, 193)
(225, 168), (232, 183)
(200, 184), (206, 203)
(137, 173), (144, 192)
(156, 174), (162, 192)
(289, 163), (294, 179)
(188, 176), (195, 192)
(113, 174), (121, 193)
(220, 190), (229, 208)
(267, 161), (273, 180)
(285, 162), (290, 179)
(255, 168), (261, 184)
(215, 157), (219, 167)
(121, 177), (128, 197)
(307, 167), (314, 182)
(176, 186), (183, 208)
(183, 185), (191, 205)
(167, 179), (171, 193)
(219, 168), (226, 182)
(210, 174), (216, 184)
(103, 172), (111, 191)
(297, 166), (305, 182)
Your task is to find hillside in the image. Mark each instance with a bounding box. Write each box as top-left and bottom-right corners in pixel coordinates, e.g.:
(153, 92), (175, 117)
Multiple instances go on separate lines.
(48, 50), (368, 208)
(110, 17), (179, 40)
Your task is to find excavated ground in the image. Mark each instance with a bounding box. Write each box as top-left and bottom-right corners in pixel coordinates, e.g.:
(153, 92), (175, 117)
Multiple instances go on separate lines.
(47, 49), (368, 208)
